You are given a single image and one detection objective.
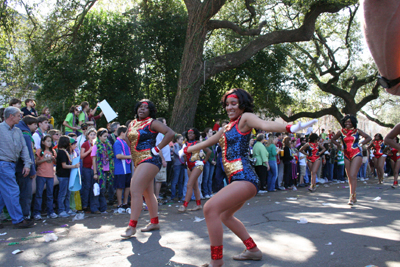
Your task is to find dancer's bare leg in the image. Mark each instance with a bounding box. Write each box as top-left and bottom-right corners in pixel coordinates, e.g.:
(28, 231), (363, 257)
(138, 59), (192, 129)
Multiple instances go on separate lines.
(203, 181), (257, 267)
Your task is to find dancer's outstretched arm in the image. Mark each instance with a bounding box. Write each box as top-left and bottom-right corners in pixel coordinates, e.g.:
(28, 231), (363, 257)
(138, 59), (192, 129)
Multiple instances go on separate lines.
(187, 129), (224, 153)
(384, 123), (400, 151)
(241, 113), (317, 133)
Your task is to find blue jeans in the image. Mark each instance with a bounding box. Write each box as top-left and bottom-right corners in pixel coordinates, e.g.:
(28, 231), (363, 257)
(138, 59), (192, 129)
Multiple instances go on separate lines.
(0, 161), (24, 224)
(326, 162), (334, 181)
(337, 165), (345, 181)
(58, 177), (70, 213)
(171, 165), (185, 199)
(202, 161), (215, 196)
(34, 176), (55, 216)
(80, 167), (93, 208)
(91, 187), (107, 212)
(91, 172), (109, 212)
(267, 161), (278, 192)
(16, 171), (33, 217)
(358, 161), (368, 178)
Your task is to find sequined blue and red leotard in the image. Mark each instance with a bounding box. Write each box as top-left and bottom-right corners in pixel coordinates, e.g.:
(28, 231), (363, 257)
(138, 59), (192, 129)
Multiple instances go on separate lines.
(390, 148), (400, 162)
(218, 116), (258, 189)
(127, 117), (161, 169)
(306, 143), (320, 163)
(373, 140), (385, 159)
(340, 128), (362, 160)
(184, 140), (204, 171)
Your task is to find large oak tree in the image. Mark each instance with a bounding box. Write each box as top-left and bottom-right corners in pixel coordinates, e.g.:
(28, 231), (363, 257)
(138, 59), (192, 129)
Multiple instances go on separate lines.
(170, 0), (357, 132)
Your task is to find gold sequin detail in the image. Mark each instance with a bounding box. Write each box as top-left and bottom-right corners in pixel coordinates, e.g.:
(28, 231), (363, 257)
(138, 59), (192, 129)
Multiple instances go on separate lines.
(195, 165), (204, 172)
(218, 123), (244, 179)
(190, 150), (201, 162)
(127, 118), (153, 168)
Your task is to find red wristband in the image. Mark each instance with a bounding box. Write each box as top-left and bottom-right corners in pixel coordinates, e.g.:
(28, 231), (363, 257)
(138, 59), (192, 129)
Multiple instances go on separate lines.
(154, 146), (160, 153)
(286, 125), (292, 133)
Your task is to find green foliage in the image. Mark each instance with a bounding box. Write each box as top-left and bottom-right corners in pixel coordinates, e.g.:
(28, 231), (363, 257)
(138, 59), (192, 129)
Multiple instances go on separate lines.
(34, 0), (187, 129)
(196, 45), (291, 130)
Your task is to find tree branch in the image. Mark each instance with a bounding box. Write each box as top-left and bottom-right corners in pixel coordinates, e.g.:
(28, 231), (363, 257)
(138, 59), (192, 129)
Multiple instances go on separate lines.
(207, 20), (266, 35)
(355, 82), (380, 110)
(359, 110), (394, 128)
(206, 2), (348, 79)
(275, 104), (342, 123)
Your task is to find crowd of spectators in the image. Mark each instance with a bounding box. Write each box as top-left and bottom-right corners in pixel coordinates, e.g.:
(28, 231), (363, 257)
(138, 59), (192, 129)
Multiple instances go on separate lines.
(0, 98), (394, 229)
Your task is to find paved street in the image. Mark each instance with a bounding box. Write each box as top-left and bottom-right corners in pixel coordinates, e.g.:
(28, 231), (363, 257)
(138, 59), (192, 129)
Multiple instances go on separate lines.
(1, 177), (399, 267)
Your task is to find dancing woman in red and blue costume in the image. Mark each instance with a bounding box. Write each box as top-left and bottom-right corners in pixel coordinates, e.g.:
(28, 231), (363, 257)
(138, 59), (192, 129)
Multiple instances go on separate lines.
(331, 115), (371, 205)
(178, 128), (211, 212)
(186, 88), (317, 267)
(368, 133), (386, 184)
(385, 130), (400, 188)
(299, 133), (326, 192)
(383, 137), (400, 188)
(121, 100), (174, 238)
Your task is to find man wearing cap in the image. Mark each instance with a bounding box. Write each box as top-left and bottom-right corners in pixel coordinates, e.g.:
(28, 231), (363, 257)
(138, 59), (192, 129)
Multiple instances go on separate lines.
(0, 107), (34, 228)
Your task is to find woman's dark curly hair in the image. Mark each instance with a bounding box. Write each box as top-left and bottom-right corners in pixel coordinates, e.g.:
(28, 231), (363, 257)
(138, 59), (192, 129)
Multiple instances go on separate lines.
(340, 114), (358, 129)
(309, 133), (319, 143)
(134, 99), (157, 119)
(221, 88), (254, 113)
(374, 133), (383, 141)
(185, 128), (200, 141)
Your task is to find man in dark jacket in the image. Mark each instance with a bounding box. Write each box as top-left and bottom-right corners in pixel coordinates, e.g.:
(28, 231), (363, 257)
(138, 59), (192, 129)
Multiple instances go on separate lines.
(15, 115), (38, 219)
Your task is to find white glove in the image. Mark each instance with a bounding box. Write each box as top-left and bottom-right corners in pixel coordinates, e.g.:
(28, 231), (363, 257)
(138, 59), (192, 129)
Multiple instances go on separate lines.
(290, 119), (318, 133)
(195, 160), (204, 167)
(151, 147), (159, 156)
(179, 144), (187, 158)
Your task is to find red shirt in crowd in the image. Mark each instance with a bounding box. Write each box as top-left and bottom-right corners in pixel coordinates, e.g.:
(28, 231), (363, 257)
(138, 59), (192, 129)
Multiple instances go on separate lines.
(81, 140), (94, 168)
(212, 123), (220, 131)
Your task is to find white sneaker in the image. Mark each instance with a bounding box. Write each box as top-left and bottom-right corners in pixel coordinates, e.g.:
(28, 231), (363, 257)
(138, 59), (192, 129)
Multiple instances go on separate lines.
(101, 211), (108, 214)
(68, 210), (77, 216)
(47, 213), (58, 219)
(59, 211), (69, 218)
(292, 186), (297, 191)
(204, 195), (211, 199)
(319, 179), (325, 184)
(34, 214), (42, 220)
(360, 178), (365, 181)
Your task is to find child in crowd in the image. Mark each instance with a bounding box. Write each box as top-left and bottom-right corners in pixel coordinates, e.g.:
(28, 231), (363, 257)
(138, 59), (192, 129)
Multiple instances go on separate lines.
(48, 129), (60, 149)
(9, 98), (22, 109)
(34, 135), (58, 220)
(41, 107), (55, 127)
(91, 128), (114, 214)
(63, 105), (81, 135)
(21, 99), (38, 117)
(113, 126), (132, 210)
(56, 136), (80, 217)
(33, 116), (49, 150)
(80, 128), (97, 211)
(67, 132), (80, 156)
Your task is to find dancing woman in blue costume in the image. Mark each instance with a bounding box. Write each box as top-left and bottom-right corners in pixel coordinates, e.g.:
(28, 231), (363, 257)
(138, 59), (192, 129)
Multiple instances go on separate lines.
(121, 100), (174, 238)
(187, 88), (317, 267)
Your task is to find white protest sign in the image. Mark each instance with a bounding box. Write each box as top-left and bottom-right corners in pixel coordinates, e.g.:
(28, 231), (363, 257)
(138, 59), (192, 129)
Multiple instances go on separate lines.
(98, 99), (118, 122)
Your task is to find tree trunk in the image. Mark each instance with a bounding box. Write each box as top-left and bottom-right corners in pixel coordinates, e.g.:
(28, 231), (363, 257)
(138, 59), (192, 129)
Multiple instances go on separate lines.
(169, 11), (208, 133)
